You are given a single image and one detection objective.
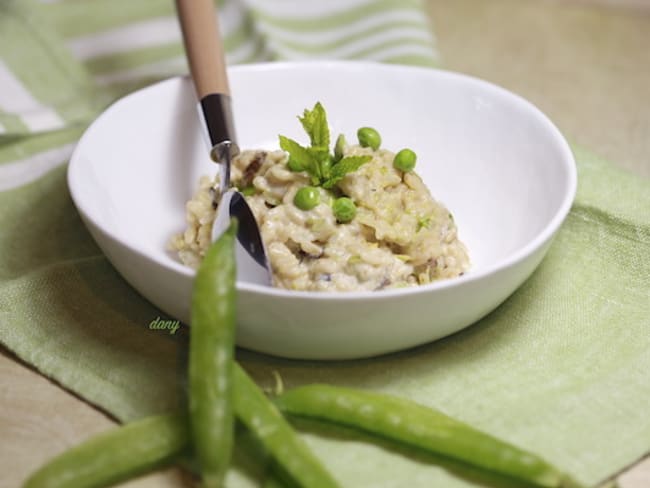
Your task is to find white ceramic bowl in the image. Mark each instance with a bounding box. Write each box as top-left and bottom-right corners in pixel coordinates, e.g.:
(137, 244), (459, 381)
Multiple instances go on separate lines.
(68, 61), (576, 360)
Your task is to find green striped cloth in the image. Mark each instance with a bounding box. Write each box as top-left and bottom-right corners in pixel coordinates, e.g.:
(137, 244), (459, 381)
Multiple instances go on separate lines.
(1, 1), (649, 488)
(0, 0), (437, 184)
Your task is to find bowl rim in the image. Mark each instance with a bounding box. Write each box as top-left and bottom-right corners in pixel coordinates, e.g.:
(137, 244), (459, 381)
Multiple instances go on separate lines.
(68, 60), (577, 302)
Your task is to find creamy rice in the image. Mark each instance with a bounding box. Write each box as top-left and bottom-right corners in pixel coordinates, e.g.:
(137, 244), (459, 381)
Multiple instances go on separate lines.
(170, 144), (469, 291)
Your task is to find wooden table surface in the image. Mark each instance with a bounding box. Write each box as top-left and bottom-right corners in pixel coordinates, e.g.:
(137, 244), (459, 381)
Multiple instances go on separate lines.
(2, 0), (649, 487)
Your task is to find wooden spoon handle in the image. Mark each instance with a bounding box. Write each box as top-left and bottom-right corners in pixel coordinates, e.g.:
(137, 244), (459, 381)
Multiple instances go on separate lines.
(175, 0), (230, 98)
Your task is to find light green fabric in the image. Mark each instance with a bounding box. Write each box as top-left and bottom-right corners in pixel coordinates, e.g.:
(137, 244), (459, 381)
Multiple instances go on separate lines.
(1, 1), (648, 487)
(0, 0), (108, 134)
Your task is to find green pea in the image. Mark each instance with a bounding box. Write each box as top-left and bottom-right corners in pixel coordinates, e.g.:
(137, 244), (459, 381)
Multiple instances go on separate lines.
(393, 148), (417, 172)
(357, 127), (381, 150)
(294, 186), (320, 210)
(333, 197), (357, 223)
(334, 133), (346, 162)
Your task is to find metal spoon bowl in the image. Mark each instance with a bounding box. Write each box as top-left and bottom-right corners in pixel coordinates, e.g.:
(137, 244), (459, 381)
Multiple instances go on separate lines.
(212, 189), (271, 285)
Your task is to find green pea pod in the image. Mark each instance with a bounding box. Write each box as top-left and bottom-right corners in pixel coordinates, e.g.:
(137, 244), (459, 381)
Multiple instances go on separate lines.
(274, 385), (583, 488)
(190, 218), (238, 487)
(261, 468), (297, 488)
(233, 365), (341, 488)
(23, 413), (189, 488)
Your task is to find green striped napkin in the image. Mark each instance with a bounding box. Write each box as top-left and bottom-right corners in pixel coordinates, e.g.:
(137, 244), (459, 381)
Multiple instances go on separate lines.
(1, 1), (648, 487)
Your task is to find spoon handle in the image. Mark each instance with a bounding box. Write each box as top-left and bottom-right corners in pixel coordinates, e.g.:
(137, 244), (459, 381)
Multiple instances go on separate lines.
(175, 0), (230, 98)
(175, 0), (238, 192)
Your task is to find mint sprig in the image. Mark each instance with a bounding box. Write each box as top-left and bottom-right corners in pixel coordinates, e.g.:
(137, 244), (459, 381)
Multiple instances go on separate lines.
(299, 102), (330, 150)
(279, 102), (371, 188)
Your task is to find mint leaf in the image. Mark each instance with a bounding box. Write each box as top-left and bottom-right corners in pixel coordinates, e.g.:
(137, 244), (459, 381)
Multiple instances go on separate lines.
(279, 135), (313, 171)
(279, 135), (321, 185)
(323, 155), (371, 189)
(417, 216), (432, 232)
(280, 103), (371, 190)
(333, 133), (346, 162)
(299, 102), (330, 150)
(308, 146), (331, 180)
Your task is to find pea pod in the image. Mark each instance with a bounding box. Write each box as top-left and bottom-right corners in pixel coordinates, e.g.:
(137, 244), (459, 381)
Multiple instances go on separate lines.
(262, 470), (294, 488)
(274, 385), (582, 488)
(190, 219), (238, 487)
(23, 413), (189, 488)
(233, 365), (340, 488)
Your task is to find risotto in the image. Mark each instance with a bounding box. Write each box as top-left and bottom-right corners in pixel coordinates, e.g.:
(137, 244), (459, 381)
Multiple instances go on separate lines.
(170, 104), (469, 292)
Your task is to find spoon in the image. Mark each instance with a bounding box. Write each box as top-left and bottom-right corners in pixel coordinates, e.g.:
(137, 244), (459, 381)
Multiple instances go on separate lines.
(175, 0), (271, 285)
